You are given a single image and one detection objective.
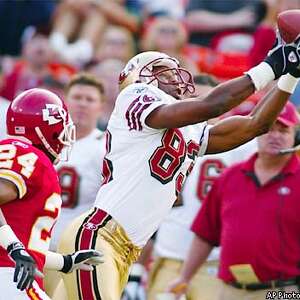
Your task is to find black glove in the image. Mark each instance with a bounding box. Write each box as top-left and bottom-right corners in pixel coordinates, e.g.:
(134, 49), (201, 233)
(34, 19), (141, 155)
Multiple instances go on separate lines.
(60, 249), (104, 273)
(264, 31), (300, 79)
(7, 242), (36, 291)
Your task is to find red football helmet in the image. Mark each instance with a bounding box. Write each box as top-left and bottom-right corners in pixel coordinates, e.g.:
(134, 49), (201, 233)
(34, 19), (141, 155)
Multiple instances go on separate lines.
(6, 88), (75, 162)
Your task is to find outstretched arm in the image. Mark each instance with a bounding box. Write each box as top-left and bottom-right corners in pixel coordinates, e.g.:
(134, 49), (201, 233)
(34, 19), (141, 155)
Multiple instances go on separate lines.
(146, 34), (300, 130)
(206, 75), (297, 154)
(146, 75), (256, 129)
(44, 249), (104, 273)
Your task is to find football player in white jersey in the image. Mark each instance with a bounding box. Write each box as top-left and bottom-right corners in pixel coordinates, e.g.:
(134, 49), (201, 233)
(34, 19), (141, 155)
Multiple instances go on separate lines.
(44, 73), (106, 298)
(126, 75), (257, 300)
(58, 36), (300, 300)
(122, 74), (221, 300)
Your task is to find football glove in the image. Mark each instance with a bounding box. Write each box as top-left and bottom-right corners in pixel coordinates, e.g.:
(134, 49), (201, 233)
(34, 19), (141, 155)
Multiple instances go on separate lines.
(7, 242), (37, 291)
(60, 249), (104, 273)
(265, 31), (300, 79)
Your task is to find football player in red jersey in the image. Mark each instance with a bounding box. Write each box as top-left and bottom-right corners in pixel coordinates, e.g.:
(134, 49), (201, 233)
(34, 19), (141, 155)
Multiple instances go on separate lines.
(0, 88), (103, 299)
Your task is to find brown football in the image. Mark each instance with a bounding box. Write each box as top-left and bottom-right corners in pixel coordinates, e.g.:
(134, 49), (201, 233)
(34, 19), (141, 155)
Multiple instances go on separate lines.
(278, 10), (300, 43)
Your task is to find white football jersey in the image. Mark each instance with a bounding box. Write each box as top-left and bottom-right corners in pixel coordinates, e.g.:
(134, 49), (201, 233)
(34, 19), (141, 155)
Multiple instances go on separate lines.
(51, 129), (105, 250)
(154, 139), (257, 260)
(94, 83), (210, 247)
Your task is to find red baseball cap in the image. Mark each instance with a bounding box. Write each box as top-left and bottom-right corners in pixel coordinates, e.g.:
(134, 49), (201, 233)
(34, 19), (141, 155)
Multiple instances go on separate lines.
(277, 101), (300, 127)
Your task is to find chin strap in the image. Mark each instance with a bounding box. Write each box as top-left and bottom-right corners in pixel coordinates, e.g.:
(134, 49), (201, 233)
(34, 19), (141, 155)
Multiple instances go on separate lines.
(35, 127), (59, 159)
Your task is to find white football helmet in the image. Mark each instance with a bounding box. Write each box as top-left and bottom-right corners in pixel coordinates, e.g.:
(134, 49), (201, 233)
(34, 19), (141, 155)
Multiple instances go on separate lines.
(119, 51), (195, 95)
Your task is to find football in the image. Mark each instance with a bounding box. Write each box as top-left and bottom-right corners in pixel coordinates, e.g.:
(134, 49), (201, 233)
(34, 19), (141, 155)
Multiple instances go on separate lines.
(277, 9), (300, 43)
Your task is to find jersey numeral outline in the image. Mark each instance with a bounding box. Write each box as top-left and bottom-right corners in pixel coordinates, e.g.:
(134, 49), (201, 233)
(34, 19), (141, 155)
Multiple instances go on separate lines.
(28, 193), (62, 254)
(57, 166), (80, 208)
(149, 129), (186, 184)
(149, 129), (200, 201)
(0, 144), (38, 178)
(196, 158), (226, 200)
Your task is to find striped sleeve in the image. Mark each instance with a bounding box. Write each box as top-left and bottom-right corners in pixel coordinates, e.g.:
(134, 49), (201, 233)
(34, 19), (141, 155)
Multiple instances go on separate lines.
(0, 169), (27, 198)
(198, 124), (212, 156)
(125, 94), (165, 131)
(117, 84), (173, 132)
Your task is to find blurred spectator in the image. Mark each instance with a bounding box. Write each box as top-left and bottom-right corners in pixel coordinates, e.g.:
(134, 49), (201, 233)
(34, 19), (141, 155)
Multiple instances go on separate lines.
(0, 31), (75, 101)
(168, 102), (300, 300)
(51, 73), (106, 250)
(182, 0), (300, 77)
(88, 58), (125, 130)
(0, 96), (9, 141)
(0, 0), (56, 55)
(140, 16), (198, 74)
(185, 0), (264, 48)
(0, 61), (9, 140)
(39, 75), (66, 100)
(141, 0), (186, 19)
(250, 0), (300, 67)
(45, 73), (106, 298)
(94, 0), (141, 33)
(49, 0), (105, 66)
(49, 0), (140, 66)
(96, 26), (136, 64)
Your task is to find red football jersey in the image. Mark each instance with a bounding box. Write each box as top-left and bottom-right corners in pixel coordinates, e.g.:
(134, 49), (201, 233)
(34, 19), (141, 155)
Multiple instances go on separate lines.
(0, 138), (61, 284)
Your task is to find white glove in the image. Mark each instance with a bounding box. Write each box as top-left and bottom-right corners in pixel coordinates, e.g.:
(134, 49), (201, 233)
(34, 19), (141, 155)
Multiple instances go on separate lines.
(121, 263), (146, 300)
(60, 249), (104, 273)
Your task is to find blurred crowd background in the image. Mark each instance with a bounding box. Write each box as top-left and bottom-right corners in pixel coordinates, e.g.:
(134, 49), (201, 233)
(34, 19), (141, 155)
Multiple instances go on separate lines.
(0, 0), (299, 136)
(1, 1), (300, 300)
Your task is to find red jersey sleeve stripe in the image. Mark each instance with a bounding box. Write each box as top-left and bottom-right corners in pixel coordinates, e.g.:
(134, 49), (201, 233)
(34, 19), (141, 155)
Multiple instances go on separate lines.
(136, 103), (152, 130)
(129, 102), (143, 130)
(125, 97), (140, 130)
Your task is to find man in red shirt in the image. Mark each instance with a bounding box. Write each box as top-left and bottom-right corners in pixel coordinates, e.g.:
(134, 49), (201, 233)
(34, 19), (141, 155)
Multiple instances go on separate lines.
(0, 88), (103, 299)
(168, 101), (300, 300)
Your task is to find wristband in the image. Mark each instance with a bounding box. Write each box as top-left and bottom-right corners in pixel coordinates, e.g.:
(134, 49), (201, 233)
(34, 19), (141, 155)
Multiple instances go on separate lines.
(61, 255), (72, 273)
(0, 225), (20, 250)
(44, 251), (65, 271)
(245, 62), (275, 91)
(277, 73), (299, 94)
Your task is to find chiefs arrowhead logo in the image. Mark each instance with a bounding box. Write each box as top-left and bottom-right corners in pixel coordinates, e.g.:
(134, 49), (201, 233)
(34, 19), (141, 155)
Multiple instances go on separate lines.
(42, 104), (66, 125)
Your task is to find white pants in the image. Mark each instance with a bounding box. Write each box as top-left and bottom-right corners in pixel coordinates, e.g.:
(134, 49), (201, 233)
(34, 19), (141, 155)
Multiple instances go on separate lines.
(0, 268), (51, 300)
